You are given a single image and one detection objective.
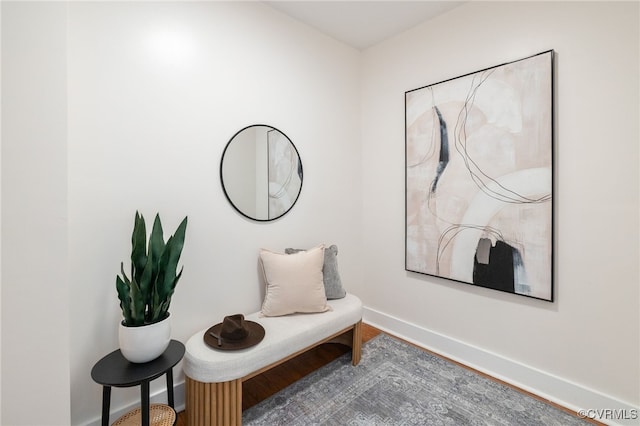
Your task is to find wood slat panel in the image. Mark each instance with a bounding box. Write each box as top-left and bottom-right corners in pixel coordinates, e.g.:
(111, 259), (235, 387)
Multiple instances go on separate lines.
(185, 378), (242, 426)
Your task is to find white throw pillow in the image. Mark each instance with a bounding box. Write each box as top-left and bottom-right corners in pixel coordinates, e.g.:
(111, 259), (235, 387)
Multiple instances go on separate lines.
(260, 245), (329, 317)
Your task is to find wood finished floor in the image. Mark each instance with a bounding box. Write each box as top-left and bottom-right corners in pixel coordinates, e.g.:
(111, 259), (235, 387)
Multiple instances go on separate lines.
(176, 323), (600, 425)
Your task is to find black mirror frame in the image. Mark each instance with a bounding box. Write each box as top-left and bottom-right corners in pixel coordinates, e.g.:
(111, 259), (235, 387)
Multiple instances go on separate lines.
(220, 124), (303, 222)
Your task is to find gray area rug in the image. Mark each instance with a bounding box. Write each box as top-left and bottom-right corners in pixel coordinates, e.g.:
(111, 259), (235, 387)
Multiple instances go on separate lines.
(243, 334), (588, 425)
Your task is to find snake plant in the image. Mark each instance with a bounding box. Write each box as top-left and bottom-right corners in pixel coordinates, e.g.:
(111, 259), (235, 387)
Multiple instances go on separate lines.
(116, 212), (188, 326)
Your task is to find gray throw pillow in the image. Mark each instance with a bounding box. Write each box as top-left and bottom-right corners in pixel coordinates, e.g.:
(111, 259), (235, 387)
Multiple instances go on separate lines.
(285, 244), (346, 299)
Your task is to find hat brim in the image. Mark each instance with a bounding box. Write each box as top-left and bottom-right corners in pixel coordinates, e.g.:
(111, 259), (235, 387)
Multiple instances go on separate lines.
(203, 320), (265, 351)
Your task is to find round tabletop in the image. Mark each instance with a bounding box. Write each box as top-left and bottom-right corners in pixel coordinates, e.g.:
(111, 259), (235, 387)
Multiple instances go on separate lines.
(91, 340), (185, 387)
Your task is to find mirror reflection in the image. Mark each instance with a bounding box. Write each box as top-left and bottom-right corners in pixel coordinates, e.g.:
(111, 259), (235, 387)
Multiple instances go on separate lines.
(220, 125), (303, 221)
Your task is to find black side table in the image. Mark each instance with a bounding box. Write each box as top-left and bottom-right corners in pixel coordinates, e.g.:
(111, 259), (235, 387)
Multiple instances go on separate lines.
(91, 340), (185, 426)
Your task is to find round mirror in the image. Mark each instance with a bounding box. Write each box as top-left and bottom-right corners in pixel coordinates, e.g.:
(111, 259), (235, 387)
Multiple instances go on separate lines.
(220, 125), (303, 221)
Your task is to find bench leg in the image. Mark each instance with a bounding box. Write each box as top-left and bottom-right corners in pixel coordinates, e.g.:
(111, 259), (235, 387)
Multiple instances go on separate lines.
(186, 376), (242, 426)
(352, 320), (362, 366)
(327, 321), (363, 366)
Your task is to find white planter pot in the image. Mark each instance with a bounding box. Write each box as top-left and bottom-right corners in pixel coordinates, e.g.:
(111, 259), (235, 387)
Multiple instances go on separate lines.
(119, 314), (171, 363)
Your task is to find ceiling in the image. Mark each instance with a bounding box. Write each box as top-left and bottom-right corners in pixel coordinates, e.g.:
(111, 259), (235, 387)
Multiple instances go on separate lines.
(265, 1), (464, 50)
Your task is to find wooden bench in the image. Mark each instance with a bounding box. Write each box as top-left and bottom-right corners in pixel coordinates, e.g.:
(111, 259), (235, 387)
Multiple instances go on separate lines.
(183, 293), (363, 426)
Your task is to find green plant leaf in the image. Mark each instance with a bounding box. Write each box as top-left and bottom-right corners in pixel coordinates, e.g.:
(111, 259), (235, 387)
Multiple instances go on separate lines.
(152, 268), (182, 322)
(131, 211), (147, 284)
(145, 214), (165, 309)
(138, 253), (154, 315)
(129, 277), (145, 326)
(116, 212), (187, 326)
(115, 273), (132, 325)
(156, 217), (187, 304)
(148, 214), (165, 272)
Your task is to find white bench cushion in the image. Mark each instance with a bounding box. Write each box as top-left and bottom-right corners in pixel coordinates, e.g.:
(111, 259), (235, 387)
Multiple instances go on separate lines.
(184, 293), (362, 383)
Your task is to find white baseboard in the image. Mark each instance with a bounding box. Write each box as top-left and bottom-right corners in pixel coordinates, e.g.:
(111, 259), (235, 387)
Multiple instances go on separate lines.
(84, 308), (638, 426)
(363, 306), (639, 426)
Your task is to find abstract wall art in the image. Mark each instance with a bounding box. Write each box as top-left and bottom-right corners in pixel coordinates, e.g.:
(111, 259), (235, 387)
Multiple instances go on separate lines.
(405, 50), (554, 301)
(267, 128), (303, 219)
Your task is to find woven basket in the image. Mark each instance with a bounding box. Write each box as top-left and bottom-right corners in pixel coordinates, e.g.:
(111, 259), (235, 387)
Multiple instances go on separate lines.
(112, 403), (176, 426)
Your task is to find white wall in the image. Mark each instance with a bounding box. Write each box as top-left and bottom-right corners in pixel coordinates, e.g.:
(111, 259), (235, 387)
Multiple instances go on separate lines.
(65, 2), (361, 425)
(361, 0), (639, 416)
(0, 2), (3, 422)
(2, 2), (361, 425)
(2, 1), (638, 425)
(0, 3), (3, 421)
(1, 2), (70, 424)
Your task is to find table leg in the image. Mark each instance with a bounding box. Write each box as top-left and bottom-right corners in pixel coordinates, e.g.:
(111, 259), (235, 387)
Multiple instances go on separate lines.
(166, 368), (175, 408)
(141, 381), (150, 426)
(101, 386), (111, 426)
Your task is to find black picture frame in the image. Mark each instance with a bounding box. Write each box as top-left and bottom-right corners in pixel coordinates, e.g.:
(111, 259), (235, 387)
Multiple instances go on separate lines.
(405, 50), (554, 302)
